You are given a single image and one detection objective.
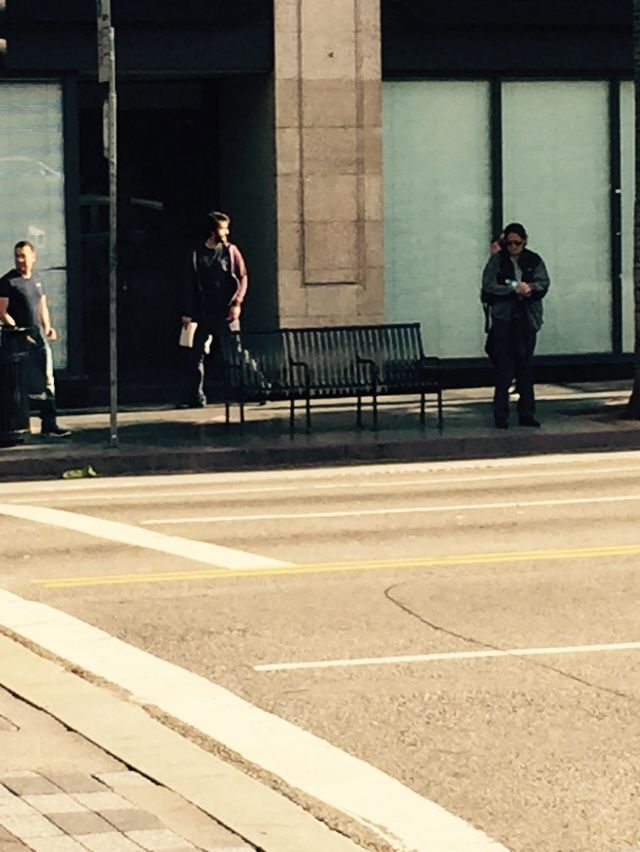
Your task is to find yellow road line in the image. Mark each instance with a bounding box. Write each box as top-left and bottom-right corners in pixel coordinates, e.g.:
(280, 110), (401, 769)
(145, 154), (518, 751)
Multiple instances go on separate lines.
(35, 542), (640, 589)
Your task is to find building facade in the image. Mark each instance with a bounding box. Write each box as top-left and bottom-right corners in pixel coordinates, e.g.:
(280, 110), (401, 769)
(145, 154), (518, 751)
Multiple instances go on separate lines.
(381, 0), (635, 377)
(0, 1), (635, 402)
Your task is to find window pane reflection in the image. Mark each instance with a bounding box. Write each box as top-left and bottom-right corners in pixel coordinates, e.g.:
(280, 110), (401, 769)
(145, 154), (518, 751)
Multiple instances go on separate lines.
(621, 81), (634, 354)
(383, 81), (491, 357)
(502, 81), (611, 355)
(0, 82), (67, 367)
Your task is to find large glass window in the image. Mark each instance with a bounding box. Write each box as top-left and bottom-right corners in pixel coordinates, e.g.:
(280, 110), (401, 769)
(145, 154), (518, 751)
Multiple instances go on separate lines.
(383, 79), (627, 359)
(383, 81), (491, 357)
(0, 82), (67, 367)
(502, 82), (611, 355)
(621, 81), (635, 354)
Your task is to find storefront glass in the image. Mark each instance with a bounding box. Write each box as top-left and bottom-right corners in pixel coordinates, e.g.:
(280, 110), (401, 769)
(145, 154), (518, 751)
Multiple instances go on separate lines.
(502, 81), (611, 355)
(0, 82), (67, 367)
(384, 79), (618, 358)
(383, 81), (491, 357)
(621, 81), (635, 354)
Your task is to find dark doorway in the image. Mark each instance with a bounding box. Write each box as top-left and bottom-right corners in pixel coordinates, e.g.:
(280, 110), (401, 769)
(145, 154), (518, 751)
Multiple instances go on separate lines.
(78, 80), (220, 398)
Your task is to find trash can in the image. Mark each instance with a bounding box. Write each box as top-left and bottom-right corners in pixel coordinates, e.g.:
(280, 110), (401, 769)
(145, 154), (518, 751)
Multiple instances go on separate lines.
(0, 327), (31, 445)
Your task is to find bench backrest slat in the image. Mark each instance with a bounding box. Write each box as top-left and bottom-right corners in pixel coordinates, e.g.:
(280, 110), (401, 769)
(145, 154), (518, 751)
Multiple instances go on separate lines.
(286, 327), (363, 388)
(347, 323), (424, 382)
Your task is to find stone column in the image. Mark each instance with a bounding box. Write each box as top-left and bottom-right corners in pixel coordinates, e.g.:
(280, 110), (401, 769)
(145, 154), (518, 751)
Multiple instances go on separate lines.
(273, 0), (383, 326)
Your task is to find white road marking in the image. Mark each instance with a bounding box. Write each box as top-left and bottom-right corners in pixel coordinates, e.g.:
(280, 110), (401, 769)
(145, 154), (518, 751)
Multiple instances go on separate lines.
(0, 504), (289, 571)
(142, 492), (640, 526)
(6, 485), (300, 504)
(0, 590), (506, 852)
(254, 641), (640, 672)
(310, 464), (640, 489)
(7, 464), (640, 506)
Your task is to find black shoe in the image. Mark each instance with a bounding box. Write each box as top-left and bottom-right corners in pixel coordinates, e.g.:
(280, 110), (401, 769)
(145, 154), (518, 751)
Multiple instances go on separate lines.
(518, 417), (541, 427)
(495, 420), (508, 430)
(41, 426), (71, 438)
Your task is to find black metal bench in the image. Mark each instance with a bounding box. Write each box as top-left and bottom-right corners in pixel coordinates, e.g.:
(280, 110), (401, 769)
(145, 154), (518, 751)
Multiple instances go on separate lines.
(286, 325), (370, 434)
(220, 322), (442, 434)
(219, 330), (290, 428)
(347, 323), (442, 431)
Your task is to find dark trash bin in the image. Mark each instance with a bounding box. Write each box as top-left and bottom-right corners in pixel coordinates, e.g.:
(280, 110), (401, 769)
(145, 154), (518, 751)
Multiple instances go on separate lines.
(0, 327), (31, 445)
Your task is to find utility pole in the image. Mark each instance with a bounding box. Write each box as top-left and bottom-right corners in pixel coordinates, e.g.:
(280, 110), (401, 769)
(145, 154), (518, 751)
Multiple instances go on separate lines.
(97, 0), (118, 445)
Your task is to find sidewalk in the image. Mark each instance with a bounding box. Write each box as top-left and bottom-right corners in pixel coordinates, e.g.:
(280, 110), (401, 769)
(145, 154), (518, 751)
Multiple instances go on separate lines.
(1, 381), (640, 482)
(0, 686), (254, 852)
(0, 634), (362, 852)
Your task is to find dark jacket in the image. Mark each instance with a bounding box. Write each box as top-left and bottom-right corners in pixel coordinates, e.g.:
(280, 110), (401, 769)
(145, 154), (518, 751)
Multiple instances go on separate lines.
(481, 248), (550, 331)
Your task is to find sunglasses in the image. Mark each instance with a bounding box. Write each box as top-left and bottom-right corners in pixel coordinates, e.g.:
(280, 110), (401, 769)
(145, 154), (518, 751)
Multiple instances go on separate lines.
(506, 239), (524, 247)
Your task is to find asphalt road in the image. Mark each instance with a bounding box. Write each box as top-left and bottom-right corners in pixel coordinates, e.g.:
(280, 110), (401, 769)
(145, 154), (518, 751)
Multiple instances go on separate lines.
(2, 451), (640, 852)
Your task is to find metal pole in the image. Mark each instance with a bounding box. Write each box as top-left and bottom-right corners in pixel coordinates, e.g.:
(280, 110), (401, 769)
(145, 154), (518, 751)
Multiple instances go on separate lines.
(107, 27), (118, 446)
(97, 0), (118, 446)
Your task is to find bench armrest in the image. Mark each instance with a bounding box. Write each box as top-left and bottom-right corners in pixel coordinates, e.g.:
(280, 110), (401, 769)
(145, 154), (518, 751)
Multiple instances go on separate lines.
(356, 354), (379, 386)
(420, 355), (440, 369)
(289, 357), (311, 387)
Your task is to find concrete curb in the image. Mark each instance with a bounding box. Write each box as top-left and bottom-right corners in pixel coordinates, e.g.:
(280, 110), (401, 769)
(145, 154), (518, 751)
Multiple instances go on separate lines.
(1, 427), (640, 481)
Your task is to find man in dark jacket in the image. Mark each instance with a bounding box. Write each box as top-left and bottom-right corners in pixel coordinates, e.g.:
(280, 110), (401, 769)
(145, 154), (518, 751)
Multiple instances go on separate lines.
(481, 222), (550, 429)
(178, 210), (248, 408)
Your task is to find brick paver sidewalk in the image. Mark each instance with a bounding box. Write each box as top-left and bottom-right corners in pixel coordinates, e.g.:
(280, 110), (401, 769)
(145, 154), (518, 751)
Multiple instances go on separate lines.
(0, 770), (251, 852)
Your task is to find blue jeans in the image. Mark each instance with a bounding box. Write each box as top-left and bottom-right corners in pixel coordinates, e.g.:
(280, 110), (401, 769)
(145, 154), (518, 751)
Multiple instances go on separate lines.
(27, 335), (58, 429)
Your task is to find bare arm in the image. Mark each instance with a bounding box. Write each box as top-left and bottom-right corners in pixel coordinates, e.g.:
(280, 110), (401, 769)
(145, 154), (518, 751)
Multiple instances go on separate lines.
(0, 296), (16, 327)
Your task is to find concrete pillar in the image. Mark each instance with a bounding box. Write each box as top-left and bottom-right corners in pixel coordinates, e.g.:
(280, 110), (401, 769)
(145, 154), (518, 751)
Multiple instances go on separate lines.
(273, 0), (383, 326)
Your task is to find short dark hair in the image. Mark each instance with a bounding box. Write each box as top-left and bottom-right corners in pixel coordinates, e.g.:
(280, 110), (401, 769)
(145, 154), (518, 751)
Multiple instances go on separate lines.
(14, 240), (35, 253)
(207, 210), (230, 227)
(503, 222), (527, 242)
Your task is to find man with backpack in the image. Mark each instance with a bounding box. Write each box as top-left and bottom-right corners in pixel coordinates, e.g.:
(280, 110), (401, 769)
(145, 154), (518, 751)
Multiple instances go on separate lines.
(178, 210), (248, 408)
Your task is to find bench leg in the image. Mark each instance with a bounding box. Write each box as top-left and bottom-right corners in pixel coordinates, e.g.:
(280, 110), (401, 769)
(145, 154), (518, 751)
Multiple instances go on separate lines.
(372, 389), (378, 431)
(305, 395), (311, 434)
(289, 397), (295, 438)
(437, 389), (444, 432)
(225, 401), (230, 432)
(356, 394), (363, 429)
(240, 400), (245, 433)
(420, 392), (426, 429)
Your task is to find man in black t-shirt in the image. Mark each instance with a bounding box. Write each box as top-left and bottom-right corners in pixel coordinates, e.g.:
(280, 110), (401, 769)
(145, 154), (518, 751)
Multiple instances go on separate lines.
(0, 241), (71, 437)
(178, 211), (248, 407)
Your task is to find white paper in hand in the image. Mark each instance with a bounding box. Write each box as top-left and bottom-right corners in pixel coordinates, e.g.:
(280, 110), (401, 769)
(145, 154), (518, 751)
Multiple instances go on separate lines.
(179, 321), (198, 348)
